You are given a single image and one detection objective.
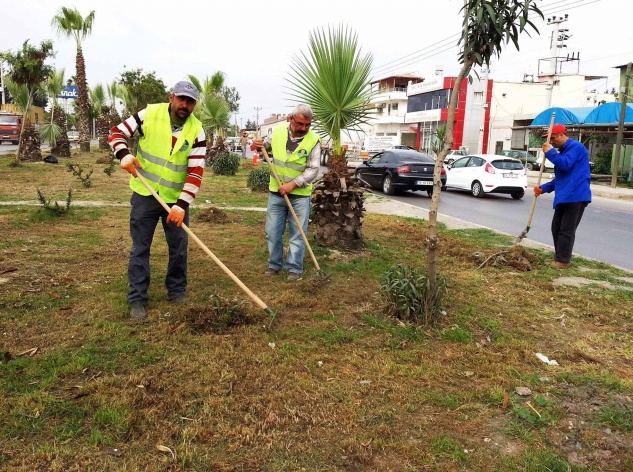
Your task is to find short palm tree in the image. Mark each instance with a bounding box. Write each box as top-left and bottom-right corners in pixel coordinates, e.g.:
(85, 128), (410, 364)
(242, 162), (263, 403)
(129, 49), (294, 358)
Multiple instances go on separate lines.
(189, 73), (230, 159)
(41, 68), (71, 157)
(51, 7), (95, 152)
(5, 79), (45, 162)
(287, 25), (374, 250)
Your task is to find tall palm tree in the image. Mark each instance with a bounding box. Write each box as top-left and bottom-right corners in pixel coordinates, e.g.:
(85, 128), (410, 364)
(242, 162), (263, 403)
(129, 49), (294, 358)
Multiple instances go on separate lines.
(287, 25), (374, 250)
(51, 7), (95, 152)
(41, 68), (71, 157)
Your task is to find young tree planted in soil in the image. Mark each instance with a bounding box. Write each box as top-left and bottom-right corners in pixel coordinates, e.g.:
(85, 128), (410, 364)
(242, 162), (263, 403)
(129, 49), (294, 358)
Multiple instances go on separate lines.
(425, 0), (543, 315)
(287, 25), (374, 250)
(52, 7), (95, 153)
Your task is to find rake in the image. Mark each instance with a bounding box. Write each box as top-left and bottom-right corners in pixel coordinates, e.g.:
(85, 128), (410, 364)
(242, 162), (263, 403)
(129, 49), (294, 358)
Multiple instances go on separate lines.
(135, 173), (278, 327)
(516, 112), (556, 243)
(259, 146), (329, 280)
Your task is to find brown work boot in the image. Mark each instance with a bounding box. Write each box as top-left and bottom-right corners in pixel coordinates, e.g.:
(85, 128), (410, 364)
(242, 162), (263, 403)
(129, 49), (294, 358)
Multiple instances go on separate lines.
(548, 260), (570, 269)
(264, 268), (280, 275)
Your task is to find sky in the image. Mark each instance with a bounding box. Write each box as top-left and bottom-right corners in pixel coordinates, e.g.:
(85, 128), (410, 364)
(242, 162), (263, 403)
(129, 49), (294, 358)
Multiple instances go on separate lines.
(2, 0), (630, 129)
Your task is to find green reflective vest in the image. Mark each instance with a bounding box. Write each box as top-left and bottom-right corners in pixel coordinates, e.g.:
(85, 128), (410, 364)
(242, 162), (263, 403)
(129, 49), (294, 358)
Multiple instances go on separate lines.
(129, 103), (203, 203)
(269, 124), (320, 197)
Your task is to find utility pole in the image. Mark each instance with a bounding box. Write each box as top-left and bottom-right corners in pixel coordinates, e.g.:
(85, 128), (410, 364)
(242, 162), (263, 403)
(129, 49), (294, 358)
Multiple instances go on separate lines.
(0, 60), (6, 106)
(612, 62), (632, 188)
(253, 106), (262, 130)
(544, 14), (569, 108)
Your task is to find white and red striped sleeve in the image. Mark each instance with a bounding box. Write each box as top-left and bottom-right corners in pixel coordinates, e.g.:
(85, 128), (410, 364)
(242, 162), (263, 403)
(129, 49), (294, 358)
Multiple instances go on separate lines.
(108, 109), (146, 159)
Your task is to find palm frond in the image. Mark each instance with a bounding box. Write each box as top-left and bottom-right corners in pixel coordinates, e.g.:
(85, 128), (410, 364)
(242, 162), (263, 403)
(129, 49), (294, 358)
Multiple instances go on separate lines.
(286, 25), (374, 153)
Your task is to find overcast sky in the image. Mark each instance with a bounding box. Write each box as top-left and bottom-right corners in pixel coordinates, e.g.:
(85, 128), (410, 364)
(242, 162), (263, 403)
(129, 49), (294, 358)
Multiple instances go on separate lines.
(3, 0), (630, 128)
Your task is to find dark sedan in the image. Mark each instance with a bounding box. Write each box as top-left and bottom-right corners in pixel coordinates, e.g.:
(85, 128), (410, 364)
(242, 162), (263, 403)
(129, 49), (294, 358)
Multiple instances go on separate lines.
(354, 150), (447, 196)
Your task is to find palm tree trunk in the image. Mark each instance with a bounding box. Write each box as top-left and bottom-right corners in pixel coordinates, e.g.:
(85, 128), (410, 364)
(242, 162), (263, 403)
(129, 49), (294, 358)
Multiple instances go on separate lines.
(311, 151), (365, 250)
(426, 58), (473, 287)
(75, 46), (91, 152)
(51, 105), (71, 157)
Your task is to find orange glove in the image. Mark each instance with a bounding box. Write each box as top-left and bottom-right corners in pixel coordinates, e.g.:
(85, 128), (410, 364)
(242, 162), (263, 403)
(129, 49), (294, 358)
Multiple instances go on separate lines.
(120, 154), (141, 177)
(166, 205), (185, 227)
(534, 186), (543, 197)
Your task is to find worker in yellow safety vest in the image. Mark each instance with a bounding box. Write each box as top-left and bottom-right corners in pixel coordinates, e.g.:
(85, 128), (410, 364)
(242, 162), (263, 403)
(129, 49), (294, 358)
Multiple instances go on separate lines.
(253, 104), (321, 281)
(108, 80), (206, 320)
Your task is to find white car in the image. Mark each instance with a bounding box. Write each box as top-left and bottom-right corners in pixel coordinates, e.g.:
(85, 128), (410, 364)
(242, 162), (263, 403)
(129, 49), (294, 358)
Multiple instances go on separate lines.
(535, 155), (555, 169)
(445, 154), (527, 199)
(445, 149), (468, 164)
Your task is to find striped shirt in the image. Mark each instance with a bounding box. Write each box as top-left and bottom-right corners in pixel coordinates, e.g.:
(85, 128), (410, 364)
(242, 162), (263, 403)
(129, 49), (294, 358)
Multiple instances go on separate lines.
(108, 107), (206, 209)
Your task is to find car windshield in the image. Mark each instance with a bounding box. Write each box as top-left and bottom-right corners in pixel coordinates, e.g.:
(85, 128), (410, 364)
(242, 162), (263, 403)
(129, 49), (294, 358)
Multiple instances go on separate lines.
(0, 116), (18, 125)
(491, 159), (524, 171)
(399, 154), (435, 164)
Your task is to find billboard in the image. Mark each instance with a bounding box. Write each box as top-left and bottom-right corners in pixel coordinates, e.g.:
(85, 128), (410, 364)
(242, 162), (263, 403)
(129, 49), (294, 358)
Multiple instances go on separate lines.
(58, 85), (78, 99)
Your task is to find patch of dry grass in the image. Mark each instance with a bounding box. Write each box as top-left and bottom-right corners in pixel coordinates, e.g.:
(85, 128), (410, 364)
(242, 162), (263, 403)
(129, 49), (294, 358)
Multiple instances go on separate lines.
(1, 151), (633, 471)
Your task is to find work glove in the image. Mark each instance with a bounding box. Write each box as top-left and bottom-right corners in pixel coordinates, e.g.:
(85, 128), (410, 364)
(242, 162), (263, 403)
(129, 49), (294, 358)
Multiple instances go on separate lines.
(166, 205), (185, 227)
(120, 154), (141, 177)
(534, 186), (543, 197)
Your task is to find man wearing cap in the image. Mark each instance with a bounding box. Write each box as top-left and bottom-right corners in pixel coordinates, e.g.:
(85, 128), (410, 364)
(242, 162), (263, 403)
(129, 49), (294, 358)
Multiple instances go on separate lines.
(534, 124), (591, 269)
(108, 80), (206, 319)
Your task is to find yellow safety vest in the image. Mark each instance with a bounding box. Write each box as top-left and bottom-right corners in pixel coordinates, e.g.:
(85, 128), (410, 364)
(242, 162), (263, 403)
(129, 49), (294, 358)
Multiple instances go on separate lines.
(269, 124), (320, 197)
(129, 103), (203, 203)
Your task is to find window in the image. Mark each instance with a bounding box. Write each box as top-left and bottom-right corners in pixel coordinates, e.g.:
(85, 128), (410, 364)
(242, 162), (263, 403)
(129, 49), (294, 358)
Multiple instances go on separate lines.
(391, 103), (398, 111)
(474, 92), (484, 105)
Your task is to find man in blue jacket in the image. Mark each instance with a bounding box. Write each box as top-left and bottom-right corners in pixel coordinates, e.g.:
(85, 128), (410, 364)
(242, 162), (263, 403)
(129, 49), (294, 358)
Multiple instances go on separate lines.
(534, 124), (592, 269)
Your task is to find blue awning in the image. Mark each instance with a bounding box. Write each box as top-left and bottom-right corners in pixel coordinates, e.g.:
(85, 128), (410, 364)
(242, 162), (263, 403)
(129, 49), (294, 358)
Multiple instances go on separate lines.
(530, 107), (596, 126)
(583, 103), (633, 124)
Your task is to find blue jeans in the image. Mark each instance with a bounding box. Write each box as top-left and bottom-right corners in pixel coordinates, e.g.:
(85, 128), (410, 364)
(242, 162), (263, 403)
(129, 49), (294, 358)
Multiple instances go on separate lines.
(265, 192), (310, 275)
(128, 192), (189, 304)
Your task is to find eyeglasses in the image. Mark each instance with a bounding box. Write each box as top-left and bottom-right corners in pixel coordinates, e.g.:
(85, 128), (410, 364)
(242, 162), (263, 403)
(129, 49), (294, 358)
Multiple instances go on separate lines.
(292, 117), (312, 129)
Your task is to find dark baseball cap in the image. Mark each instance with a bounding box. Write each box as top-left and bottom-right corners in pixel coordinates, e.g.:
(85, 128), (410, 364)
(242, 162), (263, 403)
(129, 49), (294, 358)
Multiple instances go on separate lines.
(172, 80), (199, 101)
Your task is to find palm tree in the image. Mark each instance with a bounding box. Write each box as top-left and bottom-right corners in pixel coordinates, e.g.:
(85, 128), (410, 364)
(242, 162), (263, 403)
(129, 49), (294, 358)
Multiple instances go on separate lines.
(41, 68), (71, 157)
(51, 7), (95, 152)
(1, 40), (54, 164)
(189, 73), (230, 159)
(423, 0), (543, 318)
(287, 25), (374, 250)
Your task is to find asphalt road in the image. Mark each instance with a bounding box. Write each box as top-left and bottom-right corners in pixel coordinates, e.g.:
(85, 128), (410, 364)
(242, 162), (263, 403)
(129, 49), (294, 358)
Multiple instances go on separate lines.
(379, 187), (633, 272)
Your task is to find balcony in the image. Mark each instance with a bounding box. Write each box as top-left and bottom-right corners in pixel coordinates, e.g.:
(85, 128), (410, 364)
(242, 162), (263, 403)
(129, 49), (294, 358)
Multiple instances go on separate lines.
(371, 87), (408, 104)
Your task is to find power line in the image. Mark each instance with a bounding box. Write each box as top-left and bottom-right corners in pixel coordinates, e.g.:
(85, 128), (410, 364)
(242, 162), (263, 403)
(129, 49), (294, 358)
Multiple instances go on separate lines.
(370, 0), (602, 79)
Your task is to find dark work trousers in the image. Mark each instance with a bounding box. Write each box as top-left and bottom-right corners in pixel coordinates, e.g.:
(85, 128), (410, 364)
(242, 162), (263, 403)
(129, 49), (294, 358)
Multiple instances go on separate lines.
(551, 201), (589, 264)
(128, 192), (189, 304)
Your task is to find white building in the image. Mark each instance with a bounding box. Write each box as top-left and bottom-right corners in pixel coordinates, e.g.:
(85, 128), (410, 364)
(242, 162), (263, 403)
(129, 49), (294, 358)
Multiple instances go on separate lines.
(488, 74), (615, 154)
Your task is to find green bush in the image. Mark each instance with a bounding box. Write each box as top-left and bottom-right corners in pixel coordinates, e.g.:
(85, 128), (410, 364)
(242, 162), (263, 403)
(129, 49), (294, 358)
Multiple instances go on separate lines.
(247, 166), (271, 192)
(211, 152), (240, 176)
(593, 149), (612, 175)
(380, 264), (447, 325)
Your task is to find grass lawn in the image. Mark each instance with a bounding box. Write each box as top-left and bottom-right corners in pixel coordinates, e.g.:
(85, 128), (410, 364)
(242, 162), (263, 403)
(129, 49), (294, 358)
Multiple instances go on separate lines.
(1, 149), (633, 471)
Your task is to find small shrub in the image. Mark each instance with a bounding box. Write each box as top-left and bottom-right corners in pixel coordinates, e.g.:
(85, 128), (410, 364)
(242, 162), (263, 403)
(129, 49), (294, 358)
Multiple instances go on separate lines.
(211, 152), (240, 176)
(247, 165), (271, 192)
(36, 187), (72, 216)
(593, 149), (612, 175)
(66, 162), (93, 187)
(380, 264), (447, 325)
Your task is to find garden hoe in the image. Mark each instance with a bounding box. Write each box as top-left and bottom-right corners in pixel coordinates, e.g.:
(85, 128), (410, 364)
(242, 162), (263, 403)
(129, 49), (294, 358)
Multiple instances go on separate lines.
(135, 173), (278, 328)
(259, 147), (330, 281)
(516, 112), (556, 244)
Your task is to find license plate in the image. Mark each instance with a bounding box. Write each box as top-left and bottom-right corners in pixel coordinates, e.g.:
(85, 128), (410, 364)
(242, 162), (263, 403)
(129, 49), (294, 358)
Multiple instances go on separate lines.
(416, 180), (433, 185)
(503, 174), (518, 179)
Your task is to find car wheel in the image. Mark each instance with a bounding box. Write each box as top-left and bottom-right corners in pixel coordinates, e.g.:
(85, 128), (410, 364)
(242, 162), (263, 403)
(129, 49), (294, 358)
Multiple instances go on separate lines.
(526, 163), (534, 171)
(426, 189), (433, 197)
(471, 181), (485, 198)
(383, 174), (395, 195)
(511, 190), (524, 200)
(441, 185), (447, 191)
(12, 141), (19, 145)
